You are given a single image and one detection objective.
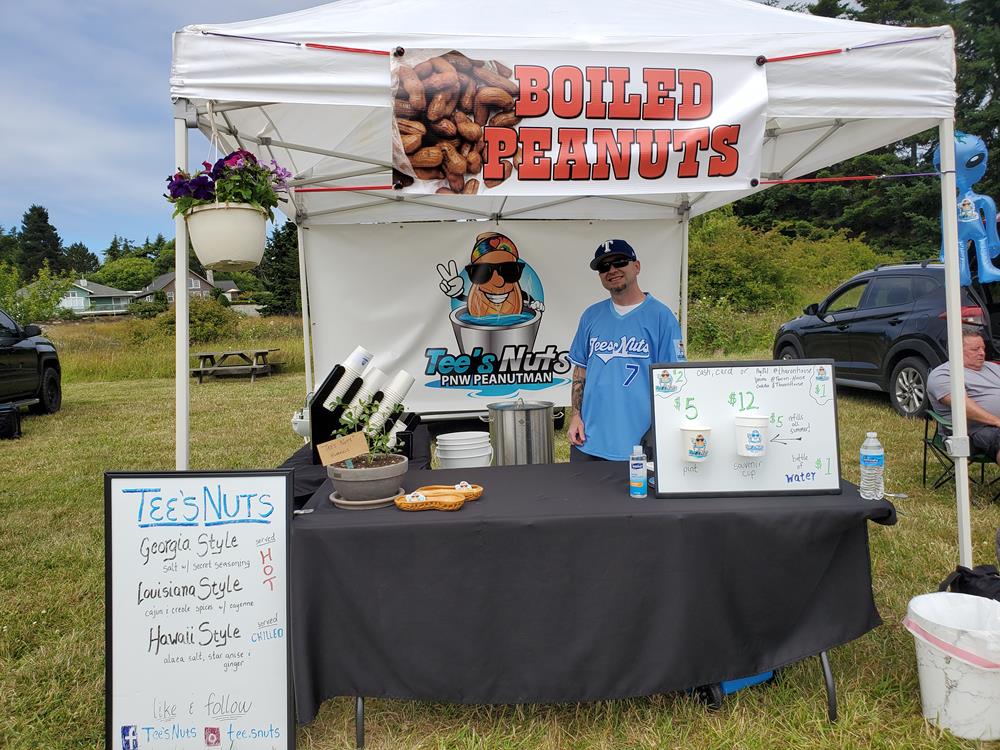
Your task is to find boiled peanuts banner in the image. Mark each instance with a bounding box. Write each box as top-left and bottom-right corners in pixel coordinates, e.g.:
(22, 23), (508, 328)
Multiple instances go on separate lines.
(391, 49), (766, 195)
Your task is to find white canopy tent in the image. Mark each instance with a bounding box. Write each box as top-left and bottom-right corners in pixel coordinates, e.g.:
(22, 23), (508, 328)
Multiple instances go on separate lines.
(170, 0), (974, 562)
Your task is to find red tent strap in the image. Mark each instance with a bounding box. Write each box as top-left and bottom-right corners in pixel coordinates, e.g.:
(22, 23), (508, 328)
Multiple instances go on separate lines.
(761, 48), (843, 64)
(200, 32), (387, 56)
(304, 42), (389, 56)
(295, 185), (395, 192)
(759, 172), (939, 186)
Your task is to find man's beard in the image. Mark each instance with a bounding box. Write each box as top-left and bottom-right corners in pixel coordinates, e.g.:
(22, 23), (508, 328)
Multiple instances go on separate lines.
(609, 282), (627, 294)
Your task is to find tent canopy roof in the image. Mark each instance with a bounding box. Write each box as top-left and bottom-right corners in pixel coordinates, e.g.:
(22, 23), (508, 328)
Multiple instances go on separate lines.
(170, 0), (955, 224)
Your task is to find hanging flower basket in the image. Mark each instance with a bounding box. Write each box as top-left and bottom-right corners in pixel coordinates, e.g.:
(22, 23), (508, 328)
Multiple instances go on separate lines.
(185, 202), (267, 271)
(165, 146), (291, 272)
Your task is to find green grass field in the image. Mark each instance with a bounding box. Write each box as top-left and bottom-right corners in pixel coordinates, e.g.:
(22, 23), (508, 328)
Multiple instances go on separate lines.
(2, 319), (999, 749)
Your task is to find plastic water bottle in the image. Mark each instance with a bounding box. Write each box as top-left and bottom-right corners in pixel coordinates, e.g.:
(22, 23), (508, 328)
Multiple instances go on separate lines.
(629, 445), (648, 498)
(859, 432), (885, 500)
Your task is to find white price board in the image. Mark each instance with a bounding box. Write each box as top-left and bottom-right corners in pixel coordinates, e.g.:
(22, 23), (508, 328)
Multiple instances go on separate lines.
(650, 360), (841, 497)
(105, 471), (293, 750)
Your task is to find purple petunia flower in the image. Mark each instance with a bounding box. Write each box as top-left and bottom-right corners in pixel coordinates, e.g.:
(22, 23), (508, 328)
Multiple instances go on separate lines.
(269, 160), (292, 189)
(166, 172), (192, 200)
(188, 173), (215, 200)
(224, 149), (258, 169)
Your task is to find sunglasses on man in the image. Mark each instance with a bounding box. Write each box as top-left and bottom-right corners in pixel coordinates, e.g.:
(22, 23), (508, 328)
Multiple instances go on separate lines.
(465, 260), (525, 285)
(595, 257), (632, 274)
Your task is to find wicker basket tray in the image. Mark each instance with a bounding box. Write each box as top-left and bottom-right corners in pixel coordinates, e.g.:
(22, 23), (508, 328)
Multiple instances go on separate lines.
(394, 490), (465, 512)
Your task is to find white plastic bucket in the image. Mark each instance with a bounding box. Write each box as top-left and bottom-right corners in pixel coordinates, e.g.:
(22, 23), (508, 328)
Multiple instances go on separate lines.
(735, 415), (769, 457)
(680, 425), (711, 463)
(436, 431), (491, 446)
(184, 202), (267, 271)
(437, 446), (493, 469)
(904, 592), (1000, 740)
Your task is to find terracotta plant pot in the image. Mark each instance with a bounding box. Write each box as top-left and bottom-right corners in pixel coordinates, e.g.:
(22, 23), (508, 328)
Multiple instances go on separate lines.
(184, 202), (266, 271)
(328, 455), (408, 501)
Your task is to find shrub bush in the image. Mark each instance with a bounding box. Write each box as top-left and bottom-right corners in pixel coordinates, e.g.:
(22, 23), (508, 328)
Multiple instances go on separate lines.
(156, 297), (239, 342)
(686, 298), (788, 355)
(688, 210), (795, 312)
(130, 299), (169, 319)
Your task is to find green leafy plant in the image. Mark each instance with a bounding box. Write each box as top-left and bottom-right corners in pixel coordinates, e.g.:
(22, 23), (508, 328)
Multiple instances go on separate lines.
(164, 150), (290, 221)
(332, 397), (406, 465)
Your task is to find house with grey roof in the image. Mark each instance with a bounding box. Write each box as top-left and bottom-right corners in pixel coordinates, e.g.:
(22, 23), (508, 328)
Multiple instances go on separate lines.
(59, 279), (134, 316)
(213, 279), (241, 302)
(133, 271), (218, 304)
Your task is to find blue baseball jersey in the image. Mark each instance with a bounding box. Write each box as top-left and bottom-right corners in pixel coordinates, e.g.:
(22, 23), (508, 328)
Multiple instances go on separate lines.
(569, 294), (685, 460)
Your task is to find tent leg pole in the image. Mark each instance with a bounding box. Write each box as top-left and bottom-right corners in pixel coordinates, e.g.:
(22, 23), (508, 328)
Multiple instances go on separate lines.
(680, 212), (690, 348)
(355, 696), (365, 749)
(819, 651), (837, 723)
(297, 224), (314, 398)
(939, 117), (974, 567)
(174, 115), (190, 470)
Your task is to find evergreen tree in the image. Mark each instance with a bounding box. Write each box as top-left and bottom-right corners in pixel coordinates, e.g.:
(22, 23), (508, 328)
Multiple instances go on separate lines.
(809, 0), (849, 18)
(64, 242), (100, 275)
(256, 221), (300, 315)
(19, 205), (64, 280)
(734, 0), (1000, 259)
(104, 235), (124, 262)
(0, 226), (18, 267)
(953, 0), (1000, 201)
(153, 239), (204, 278)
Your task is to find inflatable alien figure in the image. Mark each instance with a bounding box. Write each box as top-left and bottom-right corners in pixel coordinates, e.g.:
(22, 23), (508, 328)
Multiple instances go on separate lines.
(933, 132), (1000, 286)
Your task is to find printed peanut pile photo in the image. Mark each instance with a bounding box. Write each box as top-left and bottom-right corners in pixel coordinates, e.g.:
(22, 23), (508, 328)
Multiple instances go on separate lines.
(392, 51), (521, 193)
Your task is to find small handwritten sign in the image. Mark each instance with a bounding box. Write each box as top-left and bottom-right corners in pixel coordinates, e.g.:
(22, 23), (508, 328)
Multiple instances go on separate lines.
(105, 471), (293, 749)
(316, 431), (369, 466)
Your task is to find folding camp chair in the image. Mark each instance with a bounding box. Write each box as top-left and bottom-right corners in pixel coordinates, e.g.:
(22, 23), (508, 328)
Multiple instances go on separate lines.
(922, 410), (1000, 502)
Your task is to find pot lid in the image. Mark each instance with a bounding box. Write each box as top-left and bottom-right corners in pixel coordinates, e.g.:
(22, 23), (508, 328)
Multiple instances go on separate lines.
(486, 398), (554, 411)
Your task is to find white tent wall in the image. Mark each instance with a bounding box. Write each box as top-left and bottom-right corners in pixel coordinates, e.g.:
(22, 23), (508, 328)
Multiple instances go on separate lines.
(170, 0), (973, 562)
(303, 220), (684, 414)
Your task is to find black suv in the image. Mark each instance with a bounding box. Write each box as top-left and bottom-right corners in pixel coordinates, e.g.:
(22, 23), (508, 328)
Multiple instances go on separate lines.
(773, 261), (993, 417)
(0, 307), (62, 414)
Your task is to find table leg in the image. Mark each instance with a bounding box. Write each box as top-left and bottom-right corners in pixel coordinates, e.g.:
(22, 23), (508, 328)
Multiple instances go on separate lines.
(819, 650), (837, 722)
(355, 696), (365, 749)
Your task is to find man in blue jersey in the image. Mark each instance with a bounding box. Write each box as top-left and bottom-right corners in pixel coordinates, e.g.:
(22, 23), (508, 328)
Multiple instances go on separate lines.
(567, 239), (685, 461)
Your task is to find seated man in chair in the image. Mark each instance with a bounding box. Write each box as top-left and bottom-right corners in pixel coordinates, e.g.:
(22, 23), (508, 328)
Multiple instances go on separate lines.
(928, 326), (1000, 464)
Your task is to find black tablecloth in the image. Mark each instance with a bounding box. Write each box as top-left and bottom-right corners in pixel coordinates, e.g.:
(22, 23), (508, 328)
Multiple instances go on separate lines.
(291, 462), (895, 723)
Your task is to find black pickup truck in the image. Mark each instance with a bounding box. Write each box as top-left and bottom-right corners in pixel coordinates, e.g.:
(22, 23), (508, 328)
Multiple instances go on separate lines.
(0, 307), (61, 413)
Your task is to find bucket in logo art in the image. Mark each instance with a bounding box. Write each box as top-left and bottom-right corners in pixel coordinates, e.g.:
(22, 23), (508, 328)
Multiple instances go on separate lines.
(449, 304), (541, 355)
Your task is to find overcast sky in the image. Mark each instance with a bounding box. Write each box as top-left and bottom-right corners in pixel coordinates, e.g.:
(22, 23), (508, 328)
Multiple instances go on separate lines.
(0, 1), (320, 254)
(0, 0), (799, 257)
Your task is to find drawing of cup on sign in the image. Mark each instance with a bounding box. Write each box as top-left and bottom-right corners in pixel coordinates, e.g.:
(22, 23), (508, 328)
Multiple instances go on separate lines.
(735, 415), (769, 457)
(681, 426), (711, 462)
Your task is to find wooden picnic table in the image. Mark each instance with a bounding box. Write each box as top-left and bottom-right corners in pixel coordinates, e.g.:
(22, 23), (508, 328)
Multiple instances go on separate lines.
(190, 348), (279, 384)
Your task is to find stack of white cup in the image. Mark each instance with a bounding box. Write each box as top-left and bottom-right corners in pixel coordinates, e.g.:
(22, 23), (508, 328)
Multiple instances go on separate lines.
(366, 370), (415, 435)
(322, 345), (373, 410)
(344, 365), (386, 419)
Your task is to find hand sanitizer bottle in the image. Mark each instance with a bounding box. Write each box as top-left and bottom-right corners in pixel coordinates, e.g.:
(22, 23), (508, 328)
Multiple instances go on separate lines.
(629, 445), (648, 498)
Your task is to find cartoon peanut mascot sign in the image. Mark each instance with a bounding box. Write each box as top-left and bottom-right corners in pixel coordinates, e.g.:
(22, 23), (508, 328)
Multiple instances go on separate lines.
(426, 231), (570, 396)
(392, 49), (766, 196)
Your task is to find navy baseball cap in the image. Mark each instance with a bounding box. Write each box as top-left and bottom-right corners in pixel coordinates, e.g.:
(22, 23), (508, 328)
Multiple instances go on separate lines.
(590, 239), (638, 269)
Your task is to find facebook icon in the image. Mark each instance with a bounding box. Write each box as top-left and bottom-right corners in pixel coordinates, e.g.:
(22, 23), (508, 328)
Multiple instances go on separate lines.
(120, 725), (138, 749)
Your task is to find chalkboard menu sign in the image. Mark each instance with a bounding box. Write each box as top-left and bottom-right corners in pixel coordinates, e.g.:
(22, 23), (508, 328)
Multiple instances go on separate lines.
(650, 360), (841, 497)
(105, 471), (293, 750)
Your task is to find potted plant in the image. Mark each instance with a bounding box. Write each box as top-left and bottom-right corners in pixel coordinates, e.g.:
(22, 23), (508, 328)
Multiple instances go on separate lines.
(164, 150), (291, 271)
(327, 398), (408, 502)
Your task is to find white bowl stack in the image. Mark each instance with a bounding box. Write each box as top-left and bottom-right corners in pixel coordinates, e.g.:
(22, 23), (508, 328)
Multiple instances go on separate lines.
(435, 431), (493, 468)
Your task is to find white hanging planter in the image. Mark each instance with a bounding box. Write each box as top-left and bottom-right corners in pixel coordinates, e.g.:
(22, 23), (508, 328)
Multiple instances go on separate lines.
(184, 202), (267, 271)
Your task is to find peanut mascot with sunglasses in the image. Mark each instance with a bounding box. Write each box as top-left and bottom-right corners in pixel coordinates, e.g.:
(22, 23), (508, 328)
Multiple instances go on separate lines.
(437, 232), (544, 318)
